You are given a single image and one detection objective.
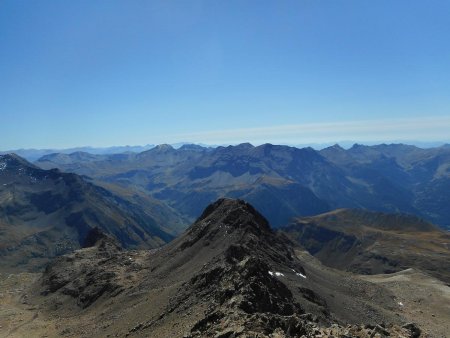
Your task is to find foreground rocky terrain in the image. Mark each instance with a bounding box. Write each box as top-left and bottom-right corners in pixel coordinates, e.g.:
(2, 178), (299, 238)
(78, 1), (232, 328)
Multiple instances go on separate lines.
(361, 268), (450, 338)
(2, 199), (447, 337)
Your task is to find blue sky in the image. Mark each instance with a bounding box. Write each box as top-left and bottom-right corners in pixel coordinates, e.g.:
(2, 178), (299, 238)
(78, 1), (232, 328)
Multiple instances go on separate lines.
(1, 0), (449, 149)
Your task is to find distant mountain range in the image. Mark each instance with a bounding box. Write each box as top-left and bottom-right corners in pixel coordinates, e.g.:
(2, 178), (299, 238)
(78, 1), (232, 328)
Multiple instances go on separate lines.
(4, 141), (448, 162)
(0, 143), (220, 162)
(0, 154), (185, 272)
(36, 142), (450, 229)
(0, 144), (156, 161)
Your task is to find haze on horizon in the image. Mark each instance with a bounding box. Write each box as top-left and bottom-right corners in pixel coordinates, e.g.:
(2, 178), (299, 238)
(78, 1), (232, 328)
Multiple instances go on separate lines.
(1, 1), (449, 150)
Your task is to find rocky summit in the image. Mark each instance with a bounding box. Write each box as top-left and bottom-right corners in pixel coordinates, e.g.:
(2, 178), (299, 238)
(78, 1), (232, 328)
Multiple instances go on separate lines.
(7, 199), (426, 337)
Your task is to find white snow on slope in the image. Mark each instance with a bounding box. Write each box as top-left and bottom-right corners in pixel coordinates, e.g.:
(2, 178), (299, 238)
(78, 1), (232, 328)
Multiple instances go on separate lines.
(291, 269), (307, 279)
(268, 271), (284, 277)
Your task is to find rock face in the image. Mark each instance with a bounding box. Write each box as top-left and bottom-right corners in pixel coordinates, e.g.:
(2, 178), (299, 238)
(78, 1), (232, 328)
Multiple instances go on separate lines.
(281, 208), (450, 283)
(35, 199), (422, 337)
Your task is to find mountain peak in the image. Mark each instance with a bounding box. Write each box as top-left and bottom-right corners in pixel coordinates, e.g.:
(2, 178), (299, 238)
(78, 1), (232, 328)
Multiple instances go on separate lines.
(330, 143), (344, 150)
(350, 143), (366, 150)
(154, 144), (174, 151)
(197, 198), (271, 230)
(235, 142), (254, 148)
(178, 198), (273, 251)
(0, 153), (37, 171)
(137, 144), (176, 158)
(222, 142), (254, 151)
(179, 144), (206, 151)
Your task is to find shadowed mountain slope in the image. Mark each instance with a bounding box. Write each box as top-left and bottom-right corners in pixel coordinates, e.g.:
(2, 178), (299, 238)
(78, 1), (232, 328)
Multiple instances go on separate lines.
(0, 154), (179, 272)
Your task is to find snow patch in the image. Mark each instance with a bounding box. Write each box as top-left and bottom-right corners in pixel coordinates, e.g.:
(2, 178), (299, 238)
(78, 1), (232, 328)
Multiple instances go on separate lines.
(292, 269), (307, 279)
(268, 271), (284, 277)
(0, 161), (6, 171)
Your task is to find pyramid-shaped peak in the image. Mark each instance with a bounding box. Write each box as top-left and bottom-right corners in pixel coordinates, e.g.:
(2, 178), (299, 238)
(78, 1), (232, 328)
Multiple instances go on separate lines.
(331, 143), (344, 150)
(194, 198), (272, 234)
(175, 198), (291, 265)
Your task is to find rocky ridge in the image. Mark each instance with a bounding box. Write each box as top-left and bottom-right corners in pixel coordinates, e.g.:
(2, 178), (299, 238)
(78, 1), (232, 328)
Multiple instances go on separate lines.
(28, 199), (425, 337)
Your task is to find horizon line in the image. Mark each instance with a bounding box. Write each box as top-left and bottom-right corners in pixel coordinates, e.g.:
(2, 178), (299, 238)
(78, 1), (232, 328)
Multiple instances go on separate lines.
(2, 139), (450, 154)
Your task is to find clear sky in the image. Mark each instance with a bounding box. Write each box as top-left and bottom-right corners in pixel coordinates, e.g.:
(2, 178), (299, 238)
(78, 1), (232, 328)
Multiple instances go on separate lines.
(1, 0), (449, 150)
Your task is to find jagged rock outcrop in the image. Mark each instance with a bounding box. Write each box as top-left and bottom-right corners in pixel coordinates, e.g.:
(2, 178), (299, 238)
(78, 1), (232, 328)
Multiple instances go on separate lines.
(40, 232), (125, 308)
